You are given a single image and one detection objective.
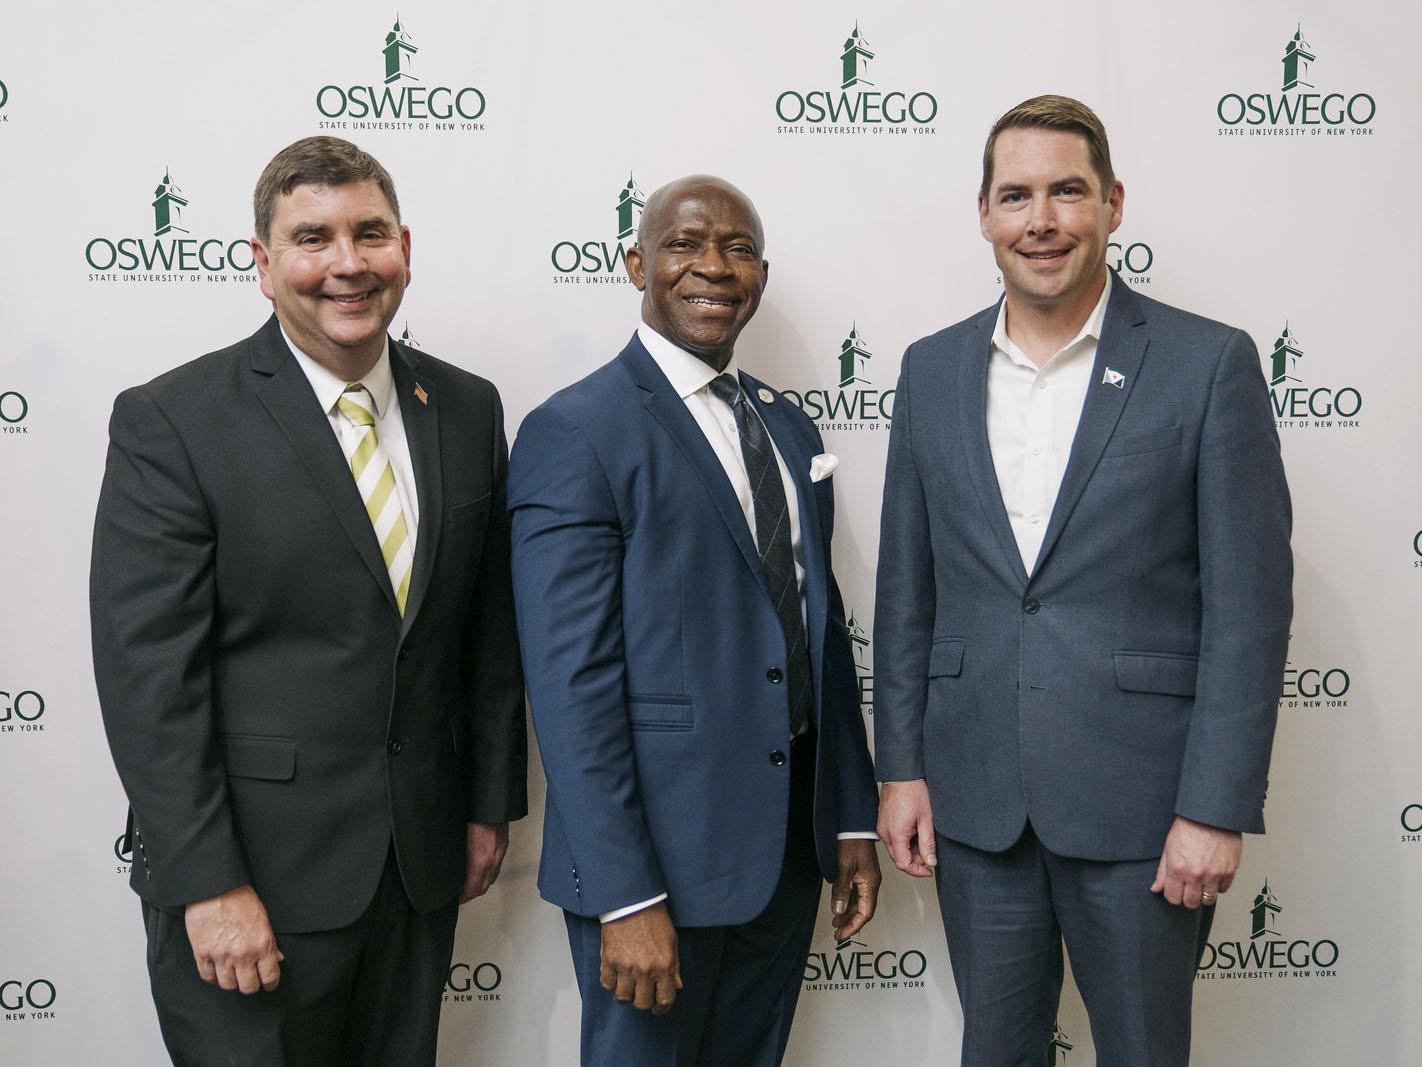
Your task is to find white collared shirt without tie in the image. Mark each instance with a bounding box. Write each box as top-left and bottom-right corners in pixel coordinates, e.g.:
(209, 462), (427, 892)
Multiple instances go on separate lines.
(985, 279), (1111, 575)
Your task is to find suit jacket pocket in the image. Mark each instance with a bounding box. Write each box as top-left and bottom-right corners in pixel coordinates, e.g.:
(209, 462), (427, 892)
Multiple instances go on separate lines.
(447, 493), (492, 526)
(928, 638), (965, 678)
(627, 696), (693, 731)
(1113, 651), (1198, 697)
(220, 734), (297, 780)
(1102, 425), (1182, 458)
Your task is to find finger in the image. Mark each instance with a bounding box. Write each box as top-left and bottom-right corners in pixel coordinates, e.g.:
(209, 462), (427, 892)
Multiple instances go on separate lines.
(193, 952), (218, 986)
(613, 969), (637, 1006)
(883, 829), (912, 873)
(838, 892), (874, 941)
(633, 973), (656, 1013)
(653, 972), (678, 1016)
(1150, 854), (1168, 894)
(235, 960), (263, 995)
(1181, 881), (1203, 910)
(1217, 872), (1235, 895)
(215, 962), (239, 992)
(1164, 876), (1185, 907)
(599, 956), (617, 993)
(257, 953), (282, 993)
(918, 815), (938, 868)
(830, 870), (852, 917)
(1198, 883), (1221, 908)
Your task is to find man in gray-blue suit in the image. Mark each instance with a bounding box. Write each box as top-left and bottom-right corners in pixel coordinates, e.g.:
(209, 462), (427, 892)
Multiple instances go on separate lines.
(874, 96), (1292, 1065)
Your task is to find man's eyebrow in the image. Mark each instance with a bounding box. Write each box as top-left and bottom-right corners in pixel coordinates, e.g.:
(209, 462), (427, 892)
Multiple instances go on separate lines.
(354, 217), (396, 233)
(288, 222), (330, 239)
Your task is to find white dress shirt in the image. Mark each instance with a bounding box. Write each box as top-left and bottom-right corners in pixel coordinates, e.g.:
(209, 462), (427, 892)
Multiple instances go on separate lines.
(600, 325), (874, 925)
(282, 327), (420, 549)
(986, 279), (1111, 574)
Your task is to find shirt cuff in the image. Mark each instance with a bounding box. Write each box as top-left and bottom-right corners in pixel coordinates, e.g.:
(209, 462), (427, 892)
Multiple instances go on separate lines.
(598, 893), (668, 924)
(837, 831), (880, 841)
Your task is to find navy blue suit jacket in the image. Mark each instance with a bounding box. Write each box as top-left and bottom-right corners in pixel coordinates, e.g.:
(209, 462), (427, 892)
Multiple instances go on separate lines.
(509, 334), (878, 925)
(874, 276), (1293, 860)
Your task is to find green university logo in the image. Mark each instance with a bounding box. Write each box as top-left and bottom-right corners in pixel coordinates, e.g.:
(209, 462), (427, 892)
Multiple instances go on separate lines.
(1217, 24), (1376, 136)
(775, 23), (937, 135)
(85, 169), (255, 284)
(1197, 879), (1339, 979)
(783, 324), (895, 431)
(316, 17), (487, 132)
(1047, 1023), (1074, 1066)
(443, 960), (504, 1004)
(550, 174), (645, 285)
(1264, 322), (1361, 430)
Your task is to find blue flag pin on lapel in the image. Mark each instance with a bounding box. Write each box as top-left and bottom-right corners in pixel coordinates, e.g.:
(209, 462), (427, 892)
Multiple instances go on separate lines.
(1102, 367), (1126, 389)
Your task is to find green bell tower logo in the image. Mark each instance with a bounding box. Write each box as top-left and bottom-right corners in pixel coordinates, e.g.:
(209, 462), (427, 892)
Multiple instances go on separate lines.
(397, 322), (421, 349)
(839, 325), (872, 388)
(1270, 323), (1303, 386)
(152, 169), (188, 237)
(841, 23), (875, 89)
(847, 609), (872, 712)
(1251, 879), (1282, 940)
(1281, 24), (1315, 91)
(384, 17), (418, 84)
(616, 175), (645, 242)
(1047, 1023), (1074, 1065)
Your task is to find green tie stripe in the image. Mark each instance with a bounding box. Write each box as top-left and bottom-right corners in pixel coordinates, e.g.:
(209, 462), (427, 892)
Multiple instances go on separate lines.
(338, 384), (412, 616)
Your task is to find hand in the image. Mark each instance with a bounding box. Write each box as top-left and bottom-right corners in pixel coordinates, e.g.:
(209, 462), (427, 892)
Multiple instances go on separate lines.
(1150, 815), (1242, 909)
(830, 839), (881, 941)
(460, 821), (510, 903)
(184, 884), (283, 994)
(877, 779), (938, 877)
(600, 901), (681, 1015)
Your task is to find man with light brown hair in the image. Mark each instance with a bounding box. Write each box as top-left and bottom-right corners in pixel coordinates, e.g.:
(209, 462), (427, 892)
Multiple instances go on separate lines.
(92, 136), (526, 1065)
(874, 95), (1291, 1065)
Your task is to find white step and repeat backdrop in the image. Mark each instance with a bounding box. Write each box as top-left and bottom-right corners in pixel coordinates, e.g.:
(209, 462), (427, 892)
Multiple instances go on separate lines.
(3, 2), (1420, 1064)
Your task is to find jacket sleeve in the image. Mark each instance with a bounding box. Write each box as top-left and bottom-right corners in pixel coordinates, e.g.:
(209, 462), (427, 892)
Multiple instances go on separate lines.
(461, 385), (528, 823)
(508, 404), (665, 916)
(871, 343), (937, 782)
(1174, 329), (1293, 832)
(90, 387), (250, 906)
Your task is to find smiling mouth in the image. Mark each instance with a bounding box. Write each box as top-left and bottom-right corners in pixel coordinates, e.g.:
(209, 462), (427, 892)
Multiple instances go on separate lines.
(327, 290), (378, 304)
(684, 295), (736, 310)
(1019, 249), (1070, 262)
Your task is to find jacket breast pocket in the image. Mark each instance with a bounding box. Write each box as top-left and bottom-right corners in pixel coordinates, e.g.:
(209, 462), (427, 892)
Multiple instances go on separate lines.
(627, 695), (693, 731)
(447, 492), (491, 527)
(928, 638), (965, 678)
(1113, 651), (1198, 697)
(220, 733), (297, 781)
(1102, 425), (1182, 458)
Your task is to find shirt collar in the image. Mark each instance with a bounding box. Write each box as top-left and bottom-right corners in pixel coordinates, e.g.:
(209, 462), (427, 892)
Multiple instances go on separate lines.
(990, 273), (1113, 370)
(280, 324), (396, 418)
(637, 322), (741, 400)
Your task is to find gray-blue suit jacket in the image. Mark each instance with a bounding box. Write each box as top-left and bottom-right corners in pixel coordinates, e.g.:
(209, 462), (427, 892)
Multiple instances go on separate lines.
(873, 275), (1292, 861)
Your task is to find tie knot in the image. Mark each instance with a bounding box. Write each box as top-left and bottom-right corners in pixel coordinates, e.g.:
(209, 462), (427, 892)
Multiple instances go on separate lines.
(708, 373), (741, 407)
(337, 384), (376, 427)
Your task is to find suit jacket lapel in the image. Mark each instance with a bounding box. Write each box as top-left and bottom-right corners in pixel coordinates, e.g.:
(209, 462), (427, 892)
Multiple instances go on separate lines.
(959, 301), (1031, 588)
(1033, 274), (1149, 577)
(248, 316), (398, 613)
(745, 373), (828, 678)
(618, 336), (771, 601)
(391, 344), (442, 636)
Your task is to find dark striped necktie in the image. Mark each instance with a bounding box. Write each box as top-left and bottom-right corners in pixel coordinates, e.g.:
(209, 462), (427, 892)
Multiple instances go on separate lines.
(708, 373), (812, 736)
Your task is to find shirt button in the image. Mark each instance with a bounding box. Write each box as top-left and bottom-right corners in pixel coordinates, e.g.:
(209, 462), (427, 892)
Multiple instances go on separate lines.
(1029, 514), (1041, 524)
(769, 749), (787, 766)
(1032, 448), (1042, 456)
(387, 738), (403, 755)
(767, 667), (784, 684)
(1038, 383), (1048, 391)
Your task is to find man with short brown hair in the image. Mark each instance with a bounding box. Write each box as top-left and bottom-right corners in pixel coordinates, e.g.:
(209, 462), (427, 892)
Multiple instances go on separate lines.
(874, 96), (1292, 1065)
(92, 136), (525, 1065)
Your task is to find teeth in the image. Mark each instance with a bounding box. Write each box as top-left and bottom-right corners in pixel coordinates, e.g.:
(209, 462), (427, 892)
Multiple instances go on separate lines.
(688, 298), (731, 307)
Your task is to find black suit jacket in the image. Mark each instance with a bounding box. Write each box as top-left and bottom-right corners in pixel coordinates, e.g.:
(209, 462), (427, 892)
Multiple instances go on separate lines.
(91, 315), (526, 932)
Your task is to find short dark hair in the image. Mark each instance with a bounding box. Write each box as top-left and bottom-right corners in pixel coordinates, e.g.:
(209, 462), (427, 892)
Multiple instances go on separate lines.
(253, 136), (400, 241)
(981, 95), (1114, 201)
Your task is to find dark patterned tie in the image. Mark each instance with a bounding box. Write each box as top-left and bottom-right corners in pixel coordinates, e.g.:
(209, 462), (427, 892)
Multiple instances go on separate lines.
(708, 374), (812, 735)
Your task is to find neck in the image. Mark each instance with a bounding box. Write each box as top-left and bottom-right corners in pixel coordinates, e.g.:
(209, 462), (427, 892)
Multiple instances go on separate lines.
(281, 322), (385, 382)
(1003, 271), (1108, 368)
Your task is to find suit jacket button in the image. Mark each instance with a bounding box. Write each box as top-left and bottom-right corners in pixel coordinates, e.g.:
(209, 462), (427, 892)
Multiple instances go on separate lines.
(398, 648), (411, 661)
(769, 749), (786, 766)
(1022, 597), (1040, 614)
(766, 667), (784, 684)
(387, 738), (403, 755)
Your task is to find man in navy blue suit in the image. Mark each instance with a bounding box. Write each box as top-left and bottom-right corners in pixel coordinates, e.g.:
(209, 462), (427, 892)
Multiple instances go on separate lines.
(509, 175), (880, 1066)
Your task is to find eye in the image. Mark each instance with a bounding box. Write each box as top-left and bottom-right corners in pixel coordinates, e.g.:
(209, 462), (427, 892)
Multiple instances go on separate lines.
(1057, 185), (1084, 198)
(667, 239), (694, 251)
(299, 234), (325, 248)
(1001, 192), (1026, 205)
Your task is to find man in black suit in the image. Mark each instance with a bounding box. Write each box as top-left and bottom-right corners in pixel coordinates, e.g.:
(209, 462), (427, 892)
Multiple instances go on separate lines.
(90, 136), (526, 1066)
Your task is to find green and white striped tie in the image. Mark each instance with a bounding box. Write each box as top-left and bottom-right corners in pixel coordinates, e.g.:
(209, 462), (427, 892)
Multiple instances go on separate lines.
(337, 384), (413, 615)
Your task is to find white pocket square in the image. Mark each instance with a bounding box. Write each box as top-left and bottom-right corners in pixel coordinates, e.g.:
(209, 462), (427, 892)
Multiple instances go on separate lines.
(809, 453), (838, 482)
